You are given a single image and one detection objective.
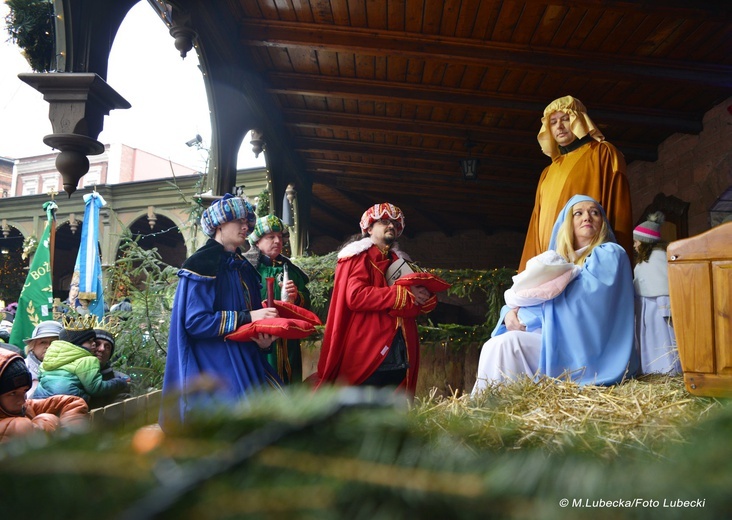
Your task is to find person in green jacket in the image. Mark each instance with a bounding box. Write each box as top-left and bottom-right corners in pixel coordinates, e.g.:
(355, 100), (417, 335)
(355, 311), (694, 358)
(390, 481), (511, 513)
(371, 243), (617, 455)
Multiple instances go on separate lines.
(244, 214), (311, 384)
(33, 317), (129, 405)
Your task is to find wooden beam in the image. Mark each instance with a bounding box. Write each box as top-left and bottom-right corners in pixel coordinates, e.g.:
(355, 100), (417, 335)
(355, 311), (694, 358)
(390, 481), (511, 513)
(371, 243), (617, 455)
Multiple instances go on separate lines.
(267, 73), (703, 134)
(325, 188), (457, 238)
(306, 157), (540, 180)
(239, 19), (732, 87)
(309, 199), (357, 239)
(283, 109), (659, 162)
(522, 0), (732, 19)
(309, 159), (541, 188)
(294, 137), (548, 171)
(312, 172), (535, 207)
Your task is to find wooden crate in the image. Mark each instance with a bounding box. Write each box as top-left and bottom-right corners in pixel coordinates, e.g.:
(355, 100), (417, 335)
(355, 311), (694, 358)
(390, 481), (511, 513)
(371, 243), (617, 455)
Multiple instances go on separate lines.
(667, 222), (732, 397)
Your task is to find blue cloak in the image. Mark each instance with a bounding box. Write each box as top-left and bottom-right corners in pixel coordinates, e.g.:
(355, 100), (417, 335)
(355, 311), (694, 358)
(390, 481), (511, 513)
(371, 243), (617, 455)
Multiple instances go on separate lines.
(493, 195), (639, 385)
(160, 240), (281, 431)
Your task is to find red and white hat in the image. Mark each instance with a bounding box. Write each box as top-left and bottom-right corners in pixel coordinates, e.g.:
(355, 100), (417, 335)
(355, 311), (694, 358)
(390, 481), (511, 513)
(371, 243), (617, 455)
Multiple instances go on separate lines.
(359, 203), (405, 237)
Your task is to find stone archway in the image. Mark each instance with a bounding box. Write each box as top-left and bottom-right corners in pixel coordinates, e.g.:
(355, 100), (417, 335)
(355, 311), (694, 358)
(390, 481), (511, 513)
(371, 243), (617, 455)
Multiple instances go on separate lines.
(0, 226), (24, 304)
(124, 214), (187, 268)
(53, 221), (82, 302)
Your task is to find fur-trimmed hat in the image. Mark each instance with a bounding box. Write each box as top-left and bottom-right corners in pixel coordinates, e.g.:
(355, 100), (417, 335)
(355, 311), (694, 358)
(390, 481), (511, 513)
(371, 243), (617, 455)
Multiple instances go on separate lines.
(0, 357), (32, 394)
(249, 214), (286, 244)
(200, 194), (257, 238)
(634, 211), (665, 243)
(359, 203), (405, 237)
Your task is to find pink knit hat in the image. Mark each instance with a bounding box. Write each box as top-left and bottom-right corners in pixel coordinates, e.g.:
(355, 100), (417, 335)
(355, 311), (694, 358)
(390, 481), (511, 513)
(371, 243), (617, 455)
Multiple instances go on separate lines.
(633, 211), (664, 243)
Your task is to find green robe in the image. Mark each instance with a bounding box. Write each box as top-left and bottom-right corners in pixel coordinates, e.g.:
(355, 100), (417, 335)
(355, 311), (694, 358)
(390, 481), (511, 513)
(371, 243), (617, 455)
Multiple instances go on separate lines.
(251, 252), (311, 384)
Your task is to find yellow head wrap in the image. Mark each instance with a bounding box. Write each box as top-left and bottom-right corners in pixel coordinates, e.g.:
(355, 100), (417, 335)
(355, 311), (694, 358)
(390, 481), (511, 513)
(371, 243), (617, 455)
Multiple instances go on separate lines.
(537, 96), (605, 159)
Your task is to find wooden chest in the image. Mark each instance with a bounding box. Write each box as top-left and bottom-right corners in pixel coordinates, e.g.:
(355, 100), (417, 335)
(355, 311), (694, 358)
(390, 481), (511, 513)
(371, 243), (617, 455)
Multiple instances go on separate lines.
(667, 222), (732, 397)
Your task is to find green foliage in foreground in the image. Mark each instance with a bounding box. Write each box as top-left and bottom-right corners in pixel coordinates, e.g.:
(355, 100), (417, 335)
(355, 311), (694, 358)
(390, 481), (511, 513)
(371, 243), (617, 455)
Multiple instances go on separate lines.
(0, 385), (729, 520)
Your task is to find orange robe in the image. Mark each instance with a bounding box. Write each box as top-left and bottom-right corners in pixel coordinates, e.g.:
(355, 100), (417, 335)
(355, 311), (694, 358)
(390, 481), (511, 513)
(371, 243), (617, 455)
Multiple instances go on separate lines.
(519, 140), (633, 271)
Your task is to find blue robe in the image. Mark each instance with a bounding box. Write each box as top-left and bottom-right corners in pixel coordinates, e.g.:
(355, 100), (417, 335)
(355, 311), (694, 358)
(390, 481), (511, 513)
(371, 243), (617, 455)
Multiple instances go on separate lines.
(492, 195), (638, 385)
(160, 240), (281, 431)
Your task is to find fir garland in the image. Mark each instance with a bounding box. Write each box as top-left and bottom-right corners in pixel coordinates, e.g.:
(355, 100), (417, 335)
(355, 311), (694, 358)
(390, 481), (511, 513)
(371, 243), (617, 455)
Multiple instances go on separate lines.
(5, 0), (55, 72)
(294, 253), (515, 347)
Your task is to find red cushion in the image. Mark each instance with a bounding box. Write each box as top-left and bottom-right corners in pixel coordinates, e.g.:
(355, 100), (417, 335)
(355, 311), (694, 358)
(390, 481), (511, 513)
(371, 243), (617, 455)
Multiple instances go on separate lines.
(394, 272), (451, 293)
(264, 300), (322, 326)
(225, 318), (316, 342)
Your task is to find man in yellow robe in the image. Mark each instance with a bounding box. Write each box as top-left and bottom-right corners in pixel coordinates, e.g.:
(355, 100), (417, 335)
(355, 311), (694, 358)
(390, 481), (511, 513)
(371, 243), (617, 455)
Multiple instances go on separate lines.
(519, 96), (633, 271)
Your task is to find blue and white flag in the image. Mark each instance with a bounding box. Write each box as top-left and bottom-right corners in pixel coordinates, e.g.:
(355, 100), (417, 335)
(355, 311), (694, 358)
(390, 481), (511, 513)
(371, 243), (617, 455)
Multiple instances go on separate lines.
(75, 192), (106, 318)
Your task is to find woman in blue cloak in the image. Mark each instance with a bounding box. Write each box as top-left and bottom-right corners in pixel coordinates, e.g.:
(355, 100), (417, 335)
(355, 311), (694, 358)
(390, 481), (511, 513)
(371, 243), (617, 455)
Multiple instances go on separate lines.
(472, 194), (638, 393)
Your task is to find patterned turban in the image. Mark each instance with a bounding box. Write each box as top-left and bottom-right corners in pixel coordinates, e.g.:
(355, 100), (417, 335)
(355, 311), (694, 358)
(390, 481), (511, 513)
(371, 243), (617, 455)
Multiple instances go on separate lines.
(200, 194), (256, 238)
(537, 96), (605, 160)
(249, 214), (286, 244)
(359, 203), (405, 237)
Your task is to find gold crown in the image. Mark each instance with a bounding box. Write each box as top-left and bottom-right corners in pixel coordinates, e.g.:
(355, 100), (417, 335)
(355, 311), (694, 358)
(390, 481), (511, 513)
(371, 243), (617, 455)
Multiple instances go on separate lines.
(92, 315), (121, 336)
(61, 314), (97, 331)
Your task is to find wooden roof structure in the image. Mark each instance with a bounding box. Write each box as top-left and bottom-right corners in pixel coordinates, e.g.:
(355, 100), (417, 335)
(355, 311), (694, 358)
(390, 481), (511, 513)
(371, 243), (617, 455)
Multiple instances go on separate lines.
(56, 1), (732, 244)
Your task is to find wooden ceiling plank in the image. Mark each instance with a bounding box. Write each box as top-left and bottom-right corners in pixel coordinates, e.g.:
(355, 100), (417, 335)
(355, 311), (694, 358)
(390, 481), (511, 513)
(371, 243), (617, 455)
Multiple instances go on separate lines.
(305, 156), (540, 180)
(507, 2), (546, 46)
(309, 198), (359, 234)
(553, 0), (732, 20)
(581, 9), (625, 51)
(295, 136), (548, 169)
(530, 4), (566, 47)
(290, 0), (315, 23)
(307, 162), (540, 188)
(312, 171), (536, 200)
(238, 19), (732, 86)
(267, 73), (704, 133)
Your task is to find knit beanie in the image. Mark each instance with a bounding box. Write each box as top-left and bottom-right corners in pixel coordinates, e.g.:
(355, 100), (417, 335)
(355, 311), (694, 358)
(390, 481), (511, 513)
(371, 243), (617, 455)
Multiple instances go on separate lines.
(633, 211), (665, 243)
(59, 327), (96, 348)
(0, 358), (32, 394)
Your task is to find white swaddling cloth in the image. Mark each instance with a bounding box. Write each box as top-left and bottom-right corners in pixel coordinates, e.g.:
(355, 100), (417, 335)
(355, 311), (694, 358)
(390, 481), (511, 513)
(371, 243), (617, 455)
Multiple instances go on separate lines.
(505, 250), (581, 308)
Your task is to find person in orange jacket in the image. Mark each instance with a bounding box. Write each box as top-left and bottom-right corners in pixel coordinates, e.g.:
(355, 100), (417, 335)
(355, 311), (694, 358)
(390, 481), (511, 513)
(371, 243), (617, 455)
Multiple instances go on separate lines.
(0, 348), (88, 443)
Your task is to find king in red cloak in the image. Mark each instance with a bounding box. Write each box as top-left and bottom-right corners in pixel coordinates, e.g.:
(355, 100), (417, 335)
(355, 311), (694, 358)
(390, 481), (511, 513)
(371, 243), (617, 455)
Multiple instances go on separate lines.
(312, 203), (437, 395)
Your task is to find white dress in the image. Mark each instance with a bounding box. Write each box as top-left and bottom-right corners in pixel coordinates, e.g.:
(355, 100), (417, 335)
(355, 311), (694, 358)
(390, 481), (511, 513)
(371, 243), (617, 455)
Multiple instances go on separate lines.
(472, 330), (542, 394)
(633, 249), (680, 374)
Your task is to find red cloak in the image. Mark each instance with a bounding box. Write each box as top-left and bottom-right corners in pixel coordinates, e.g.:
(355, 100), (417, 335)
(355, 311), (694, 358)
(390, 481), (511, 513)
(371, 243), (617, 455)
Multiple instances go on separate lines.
(313, 239), (436, 394)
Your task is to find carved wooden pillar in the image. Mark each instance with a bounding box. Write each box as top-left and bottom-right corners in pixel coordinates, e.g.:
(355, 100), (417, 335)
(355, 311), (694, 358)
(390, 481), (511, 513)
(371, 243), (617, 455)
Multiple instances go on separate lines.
(18, 73), (130, 196)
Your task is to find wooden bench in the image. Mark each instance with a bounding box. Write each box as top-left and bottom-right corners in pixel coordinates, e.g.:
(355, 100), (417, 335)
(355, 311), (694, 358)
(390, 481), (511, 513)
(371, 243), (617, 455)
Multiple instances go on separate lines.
(667, 222), (732, 397)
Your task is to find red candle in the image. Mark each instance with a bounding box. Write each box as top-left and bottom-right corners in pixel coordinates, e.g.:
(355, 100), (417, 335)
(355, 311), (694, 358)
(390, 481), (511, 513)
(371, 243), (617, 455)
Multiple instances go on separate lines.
(266, 277), (275, 308)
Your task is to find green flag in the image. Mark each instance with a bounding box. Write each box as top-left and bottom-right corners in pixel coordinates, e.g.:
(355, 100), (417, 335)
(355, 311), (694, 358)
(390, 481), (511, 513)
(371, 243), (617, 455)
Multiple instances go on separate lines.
(9, 201), (57, 348)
